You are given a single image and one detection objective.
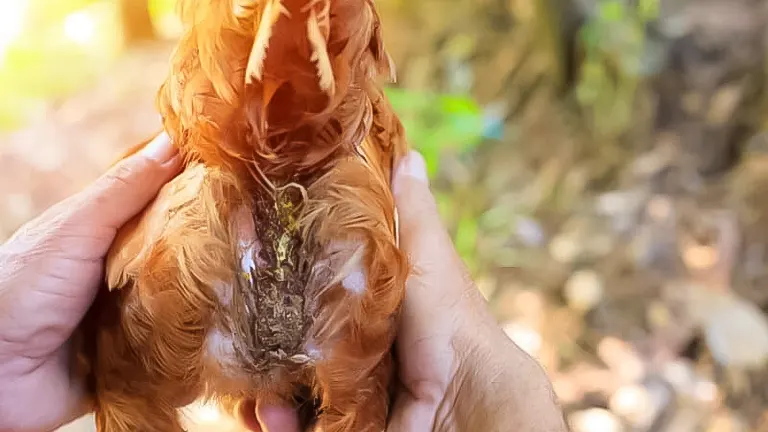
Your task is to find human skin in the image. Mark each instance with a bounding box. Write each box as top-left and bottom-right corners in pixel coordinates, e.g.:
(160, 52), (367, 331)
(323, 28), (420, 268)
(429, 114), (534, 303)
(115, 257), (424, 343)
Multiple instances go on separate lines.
(0, 133), (183, 431)
(387, 153), (568, 432)
(0, 133), (567, 432)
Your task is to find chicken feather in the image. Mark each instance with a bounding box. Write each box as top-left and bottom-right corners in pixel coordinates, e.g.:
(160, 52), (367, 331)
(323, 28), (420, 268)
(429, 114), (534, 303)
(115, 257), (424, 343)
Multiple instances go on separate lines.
(74, 0), (409, 431)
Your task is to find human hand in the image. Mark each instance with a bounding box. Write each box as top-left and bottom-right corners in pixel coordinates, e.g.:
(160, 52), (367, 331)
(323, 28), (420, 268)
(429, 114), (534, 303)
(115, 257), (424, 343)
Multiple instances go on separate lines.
(0, 133), (181, 431)
(0, 132), (302, 432)
(387, 151), (568, 432)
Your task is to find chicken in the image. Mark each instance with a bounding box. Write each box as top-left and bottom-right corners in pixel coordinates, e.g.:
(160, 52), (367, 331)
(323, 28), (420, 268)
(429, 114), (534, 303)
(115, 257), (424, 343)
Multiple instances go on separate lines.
(75, 1), (409, 431)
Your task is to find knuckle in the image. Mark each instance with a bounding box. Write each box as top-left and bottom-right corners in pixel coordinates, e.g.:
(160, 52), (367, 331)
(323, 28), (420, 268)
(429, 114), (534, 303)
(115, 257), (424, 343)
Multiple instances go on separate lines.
(105, 160), (140, 188)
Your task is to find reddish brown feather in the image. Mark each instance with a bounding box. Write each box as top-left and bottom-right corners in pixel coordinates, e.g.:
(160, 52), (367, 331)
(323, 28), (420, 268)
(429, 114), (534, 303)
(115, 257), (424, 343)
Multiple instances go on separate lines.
(76, 1), (409, 431)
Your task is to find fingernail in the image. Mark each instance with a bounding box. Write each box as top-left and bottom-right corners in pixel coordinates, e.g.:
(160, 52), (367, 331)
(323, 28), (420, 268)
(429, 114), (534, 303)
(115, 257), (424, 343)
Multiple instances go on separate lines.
(396, 151), (428, 184)
(139, 132), (176, 162)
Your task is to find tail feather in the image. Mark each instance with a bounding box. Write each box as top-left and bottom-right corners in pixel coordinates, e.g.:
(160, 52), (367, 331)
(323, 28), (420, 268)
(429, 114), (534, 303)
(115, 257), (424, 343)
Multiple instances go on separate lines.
(158, 0), (396, 182)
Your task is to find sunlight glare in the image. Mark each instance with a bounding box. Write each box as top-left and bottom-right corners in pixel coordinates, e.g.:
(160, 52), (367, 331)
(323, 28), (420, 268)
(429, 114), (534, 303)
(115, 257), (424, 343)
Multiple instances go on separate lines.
(196, 403), (222, 423)
(184, 400), (223, 423)
(63, 11), (97, 45)
(0, 0), (29, 63)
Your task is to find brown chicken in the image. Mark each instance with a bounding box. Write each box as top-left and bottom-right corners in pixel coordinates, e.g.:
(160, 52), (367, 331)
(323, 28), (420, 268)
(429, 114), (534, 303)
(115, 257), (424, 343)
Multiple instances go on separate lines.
(75, 0), (409, 431)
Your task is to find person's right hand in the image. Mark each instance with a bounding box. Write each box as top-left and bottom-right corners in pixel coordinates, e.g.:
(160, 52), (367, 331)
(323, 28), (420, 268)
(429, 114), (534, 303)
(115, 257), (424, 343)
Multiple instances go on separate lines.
(388, 152), (568, 432)
(243, 151), (567, 432)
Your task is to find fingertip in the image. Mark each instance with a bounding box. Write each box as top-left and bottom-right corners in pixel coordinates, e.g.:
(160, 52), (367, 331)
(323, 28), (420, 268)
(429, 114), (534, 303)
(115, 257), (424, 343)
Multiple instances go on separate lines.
(393, 151), (428, 196)
(78, 137), (181, 229)
(256, 403), (301, 432)
(392, 151), (438, 220)
(138, 131), (177, 163)
(392, 150), (437, 221)
(390, 150), (455, 263)
(162, 153), (183, 172)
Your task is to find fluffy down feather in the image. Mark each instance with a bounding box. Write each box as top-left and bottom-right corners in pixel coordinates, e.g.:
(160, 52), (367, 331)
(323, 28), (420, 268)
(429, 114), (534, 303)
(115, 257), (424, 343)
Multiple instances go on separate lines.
(74, 1), (409, 431)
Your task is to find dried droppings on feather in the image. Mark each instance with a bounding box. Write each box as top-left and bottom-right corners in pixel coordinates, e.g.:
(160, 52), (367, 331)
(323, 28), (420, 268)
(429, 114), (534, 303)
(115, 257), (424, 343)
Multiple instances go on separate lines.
(229, 183), (319, 373)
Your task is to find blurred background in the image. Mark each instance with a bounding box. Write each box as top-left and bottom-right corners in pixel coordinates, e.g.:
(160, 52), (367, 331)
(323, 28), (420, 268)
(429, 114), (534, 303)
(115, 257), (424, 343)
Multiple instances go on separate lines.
(2, 0), (768, 430)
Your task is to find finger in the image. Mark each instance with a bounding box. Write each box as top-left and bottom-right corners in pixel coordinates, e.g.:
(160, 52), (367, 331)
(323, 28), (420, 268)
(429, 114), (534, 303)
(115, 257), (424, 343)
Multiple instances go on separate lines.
(256, 402), (301, 432)
(75, 132), (181, 229)
(392, 151), (489, 329)
(392, 151), (461, 277)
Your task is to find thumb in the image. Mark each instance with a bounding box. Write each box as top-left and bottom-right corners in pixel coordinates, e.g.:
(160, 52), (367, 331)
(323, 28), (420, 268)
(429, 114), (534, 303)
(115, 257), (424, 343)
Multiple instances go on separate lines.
(77, 132), (181, 229)
(392, 151), (457, 270)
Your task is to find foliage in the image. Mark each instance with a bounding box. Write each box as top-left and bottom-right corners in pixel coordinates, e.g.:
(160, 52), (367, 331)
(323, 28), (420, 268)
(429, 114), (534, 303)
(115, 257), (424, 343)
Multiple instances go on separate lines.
(384, 87), (487, 177)
(575, 0), (659, 139)
(384, 88), (501, 272)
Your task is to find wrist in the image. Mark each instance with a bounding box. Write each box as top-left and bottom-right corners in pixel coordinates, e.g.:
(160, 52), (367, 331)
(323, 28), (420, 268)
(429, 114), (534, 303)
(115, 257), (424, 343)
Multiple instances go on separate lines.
(434, 325), (567, 432)
(434, 326), (510, 432)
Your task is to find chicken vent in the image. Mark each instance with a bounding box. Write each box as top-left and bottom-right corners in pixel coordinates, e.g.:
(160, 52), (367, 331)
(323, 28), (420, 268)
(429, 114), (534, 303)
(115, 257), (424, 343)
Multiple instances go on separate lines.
(76, 1), (409, 431)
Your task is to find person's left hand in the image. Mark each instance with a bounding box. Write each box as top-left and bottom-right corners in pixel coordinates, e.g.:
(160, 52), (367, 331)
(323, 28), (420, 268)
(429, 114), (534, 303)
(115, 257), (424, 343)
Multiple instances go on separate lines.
(0, 132), (181, 431)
